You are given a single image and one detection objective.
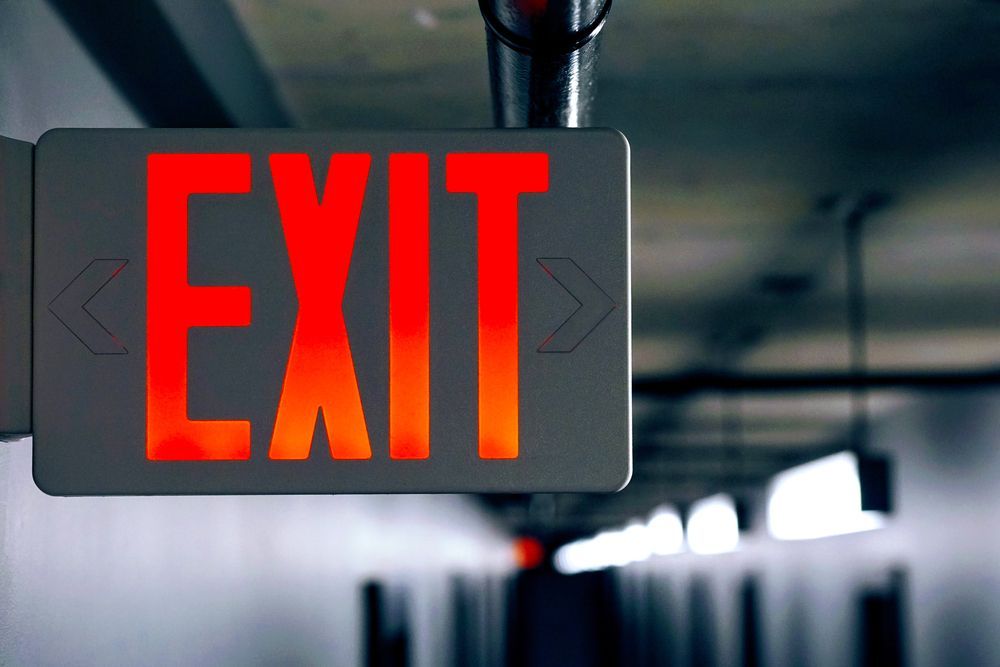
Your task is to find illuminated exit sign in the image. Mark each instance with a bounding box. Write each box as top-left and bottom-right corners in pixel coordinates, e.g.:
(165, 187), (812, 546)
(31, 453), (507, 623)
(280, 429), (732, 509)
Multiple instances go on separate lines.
(31, 129), (630, 495)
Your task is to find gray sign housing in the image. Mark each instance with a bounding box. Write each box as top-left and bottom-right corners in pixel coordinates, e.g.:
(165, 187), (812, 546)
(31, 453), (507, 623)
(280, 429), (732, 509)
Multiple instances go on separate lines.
(27, 129), (631, 495)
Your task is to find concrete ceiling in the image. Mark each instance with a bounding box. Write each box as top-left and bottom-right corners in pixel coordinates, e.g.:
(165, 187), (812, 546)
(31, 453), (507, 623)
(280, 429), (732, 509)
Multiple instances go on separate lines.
(226, 0), (1000, 530)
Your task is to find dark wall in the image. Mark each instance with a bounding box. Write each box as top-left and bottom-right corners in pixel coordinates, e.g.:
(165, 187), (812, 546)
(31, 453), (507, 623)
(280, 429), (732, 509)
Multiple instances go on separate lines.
(506, 570), (621, 667)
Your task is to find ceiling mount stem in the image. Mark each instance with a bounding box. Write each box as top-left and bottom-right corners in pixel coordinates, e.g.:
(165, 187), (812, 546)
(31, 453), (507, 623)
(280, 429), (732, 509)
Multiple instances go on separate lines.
(479, 0), (613, 128)
(845, 203), (870, 454)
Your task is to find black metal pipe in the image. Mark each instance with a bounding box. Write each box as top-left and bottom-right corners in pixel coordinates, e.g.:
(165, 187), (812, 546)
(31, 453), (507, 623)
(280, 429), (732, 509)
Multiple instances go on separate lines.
(479, 0), (613, 127)
(632, 368), (1000, 398)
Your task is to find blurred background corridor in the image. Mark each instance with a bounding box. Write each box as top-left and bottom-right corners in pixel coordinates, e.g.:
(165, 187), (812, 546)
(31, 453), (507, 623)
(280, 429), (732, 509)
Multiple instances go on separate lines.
(1, 0), (998, 665)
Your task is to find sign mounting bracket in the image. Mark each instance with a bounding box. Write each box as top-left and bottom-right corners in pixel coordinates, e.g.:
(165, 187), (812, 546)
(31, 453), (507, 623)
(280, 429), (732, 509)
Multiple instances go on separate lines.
(0, 135), (34, 440)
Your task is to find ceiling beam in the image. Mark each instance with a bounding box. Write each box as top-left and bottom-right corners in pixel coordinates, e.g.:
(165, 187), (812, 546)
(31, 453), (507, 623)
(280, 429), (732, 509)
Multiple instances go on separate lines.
(47, 0), (289, 127)
(633, 367), (1000, 398)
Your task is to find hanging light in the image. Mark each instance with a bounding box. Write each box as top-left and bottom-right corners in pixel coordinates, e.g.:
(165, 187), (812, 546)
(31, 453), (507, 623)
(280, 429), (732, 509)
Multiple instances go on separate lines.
(686, 493), (740, 555)
(763, 200), (892, 542)
(620, 520), (654, 563)
(553, 528), (628, 574)
(766, 450), (888, 541)
(646, 505), (685, 555)
(554, 513), (671, 574)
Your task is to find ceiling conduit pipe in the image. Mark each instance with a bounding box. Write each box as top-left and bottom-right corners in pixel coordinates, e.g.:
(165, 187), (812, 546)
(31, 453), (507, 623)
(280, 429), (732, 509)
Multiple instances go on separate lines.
(479, 0), (613, 128)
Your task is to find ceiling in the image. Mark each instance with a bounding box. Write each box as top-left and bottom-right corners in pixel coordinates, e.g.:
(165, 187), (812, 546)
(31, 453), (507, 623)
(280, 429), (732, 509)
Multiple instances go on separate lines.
(224, 0), (1000, 534)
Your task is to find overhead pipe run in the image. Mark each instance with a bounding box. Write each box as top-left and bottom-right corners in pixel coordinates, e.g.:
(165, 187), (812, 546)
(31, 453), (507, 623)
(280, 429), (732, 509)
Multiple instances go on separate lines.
(632, 368), (1000, 398)
(479, 0), (613, 127)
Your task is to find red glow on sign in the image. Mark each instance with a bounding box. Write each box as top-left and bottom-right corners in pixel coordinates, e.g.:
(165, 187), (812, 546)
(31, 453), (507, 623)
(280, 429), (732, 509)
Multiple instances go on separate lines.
(389, 154), (431, 459)
(145, 151), (550, 462)
(146, 154), (252, 460)
(268, 154), (373, 460)
(447, 153), (549, 459)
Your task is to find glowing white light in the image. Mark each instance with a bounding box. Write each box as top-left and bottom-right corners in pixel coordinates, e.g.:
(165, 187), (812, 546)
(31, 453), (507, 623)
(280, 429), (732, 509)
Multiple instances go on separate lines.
(686, 494), (740, 555)
(553, 520), (657, 574)
(553, 539), (591, 575)
(646, 505), (684, 555)
(592, 528), (632, 568)
(554, 536), (609, 574)
(767, 451), (885, 541)
(621, 521), (654, 563)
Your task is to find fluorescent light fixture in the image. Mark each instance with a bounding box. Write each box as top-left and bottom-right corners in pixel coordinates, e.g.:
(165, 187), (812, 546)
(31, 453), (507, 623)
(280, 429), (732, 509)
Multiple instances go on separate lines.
(767, 451), (886, 541)
(553, 539), (593, 575)
(646, 505), (684, 555)
(591, 528), (631, 568)
(621, 521), (654, 563)
(686, 493), (740, 555)
(553, 531), (620, 575)
(554, 519), (660, 575)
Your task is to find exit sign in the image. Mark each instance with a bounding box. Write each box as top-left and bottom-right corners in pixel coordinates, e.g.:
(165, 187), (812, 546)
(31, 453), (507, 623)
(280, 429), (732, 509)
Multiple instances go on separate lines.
(31, 129), (630, 495)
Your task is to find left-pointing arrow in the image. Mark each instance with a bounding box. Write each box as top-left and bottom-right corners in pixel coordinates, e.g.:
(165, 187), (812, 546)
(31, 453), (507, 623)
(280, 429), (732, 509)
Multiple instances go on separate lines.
(49, 259), (129, 355)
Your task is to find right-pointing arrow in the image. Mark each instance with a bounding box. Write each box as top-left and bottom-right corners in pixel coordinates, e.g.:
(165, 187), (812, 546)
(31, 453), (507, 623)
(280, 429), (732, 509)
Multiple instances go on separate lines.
(537, 257), (618, 353)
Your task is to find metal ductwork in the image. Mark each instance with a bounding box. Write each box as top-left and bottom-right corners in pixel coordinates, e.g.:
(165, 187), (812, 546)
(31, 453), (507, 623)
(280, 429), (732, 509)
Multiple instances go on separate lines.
(479, 0), (613, 128)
